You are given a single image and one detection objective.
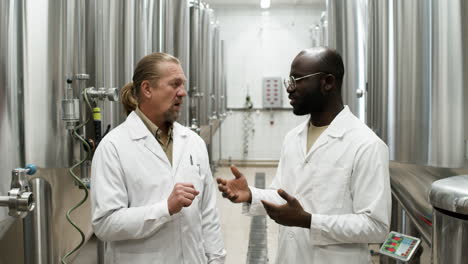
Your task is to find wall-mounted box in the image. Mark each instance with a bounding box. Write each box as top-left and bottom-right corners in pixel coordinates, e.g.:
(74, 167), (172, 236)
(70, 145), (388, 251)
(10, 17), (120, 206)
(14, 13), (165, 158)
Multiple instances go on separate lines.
(262, 77), (282, 108)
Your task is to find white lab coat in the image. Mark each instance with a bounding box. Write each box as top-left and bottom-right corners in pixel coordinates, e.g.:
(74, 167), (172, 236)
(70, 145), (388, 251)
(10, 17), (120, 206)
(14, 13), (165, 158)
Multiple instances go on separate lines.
(244, 106), (391, 264)
(91, 111), (226, 264)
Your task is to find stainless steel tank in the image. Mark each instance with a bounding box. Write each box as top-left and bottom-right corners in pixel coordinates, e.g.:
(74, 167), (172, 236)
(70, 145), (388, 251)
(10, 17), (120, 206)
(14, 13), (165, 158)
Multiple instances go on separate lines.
(24, 0), (79, 169)
(365, 0), (468, 263)
(430, 175), (468, 264)
(189, 1), (221, 132)
(392, 0), (432, 165)
(429, 0), (464, 168)
(219, 40), (227, 119)
(326, 0), (367, 119)
(189, 1), (201, 128)
(92, 0), (135, 129)
(91, 0), (191, 128)
(212, 24), (219, 120)
(0, 0), (26, 240)
(320, 12), (328, 46)
(1, 0), (94, 263)
(389, 163), (468, 245)
(367, 0), (465, 168)
(367, 0), (468, 263)
(366, 0), (390, 144)
(24, 0), (93, 263)
(167, 0), (191, 126)
(200, 5), (215, 126)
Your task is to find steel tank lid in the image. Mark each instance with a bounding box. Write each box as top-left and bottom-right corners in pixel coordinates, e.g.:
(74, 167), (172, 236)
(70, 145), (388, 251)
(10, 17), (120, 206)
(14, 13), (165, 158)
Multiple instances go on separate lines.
(429, 175), (468, 215)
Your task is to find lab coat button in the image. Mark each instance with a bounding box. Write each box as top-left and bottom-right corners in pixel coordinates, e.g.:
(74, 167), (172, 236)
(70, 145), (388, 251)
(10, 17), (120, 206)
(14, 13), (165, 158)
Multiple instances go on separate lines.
(287, 231), (294, 238)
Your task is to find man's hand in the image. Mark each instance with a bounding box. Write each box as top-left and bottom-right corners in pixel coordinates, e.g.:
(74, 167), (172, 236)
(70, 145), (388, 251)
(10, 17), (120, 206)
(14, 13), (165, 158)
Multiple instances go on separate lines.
(216, 165), (252, 203)
(167, 183), (200, 215)
(261, 189), (311, 228)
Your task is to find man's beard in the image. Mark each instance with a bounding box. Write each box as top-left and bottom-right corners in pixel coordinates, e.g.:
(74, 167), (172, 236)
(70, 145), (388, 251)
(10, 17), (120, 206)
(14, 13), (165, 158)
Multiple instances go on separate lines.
(163, 107), (180, 124)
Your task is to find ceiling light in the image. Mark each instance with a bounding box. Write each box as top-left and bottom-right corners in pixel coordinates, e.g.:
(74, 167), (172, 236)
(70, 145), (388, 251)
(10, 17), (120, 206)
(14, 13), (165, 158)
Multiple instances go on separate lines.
(260, 0), (270, 9)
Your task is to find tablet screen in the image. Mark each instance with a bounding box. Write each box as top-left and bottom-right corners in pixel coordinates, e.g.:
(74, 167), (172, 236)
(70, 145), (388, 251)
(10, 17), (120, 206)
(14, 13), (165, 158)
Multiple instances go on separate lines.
(379, 231), (421, 261)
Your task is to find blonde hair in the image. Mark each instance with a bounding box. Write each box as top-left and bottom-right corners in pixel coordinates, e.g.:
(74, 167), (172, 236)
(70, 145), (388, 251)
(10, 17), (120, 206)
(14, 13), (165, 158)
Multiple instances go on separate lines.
(120, 52), (180, 115)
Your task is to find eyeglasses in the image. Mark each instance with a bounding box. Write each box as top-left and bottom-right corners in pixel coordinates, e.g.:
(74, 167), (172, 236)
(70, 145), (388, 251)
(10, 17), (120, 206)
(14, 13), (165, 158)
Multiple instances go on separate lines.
(283, 72), (326, 90)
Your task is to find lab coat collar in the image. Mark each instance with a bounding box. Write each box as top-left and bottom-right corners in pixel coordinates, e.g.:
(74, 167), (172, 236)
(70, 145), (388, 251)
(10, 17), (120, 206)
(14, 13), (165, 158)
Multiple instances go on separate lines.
(127, 111), (154, 140)
(298, 106), (353, 159)
(297, 105), (353, 139)
(126, 112), (170, 166)
(323, 105), (353, 138)
(172, 122), (188, 138)
(126, 111), (188, 169)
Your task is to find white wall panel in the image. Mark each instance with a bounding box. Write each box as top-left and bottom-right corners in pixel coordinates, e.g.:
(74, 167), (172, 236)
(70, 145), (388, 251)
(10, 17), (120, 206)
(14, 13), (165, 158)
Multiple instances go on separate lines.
(213, 111), (307, 161)
(212, 6), (324, 161)
(216, 6), (323, 108)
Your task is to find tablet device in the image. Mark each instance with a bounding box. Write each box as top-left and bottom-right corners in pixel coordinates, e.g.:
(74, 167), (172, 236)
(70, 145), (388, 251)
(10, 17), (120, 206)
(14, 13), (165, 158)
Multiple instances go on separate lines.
(379, 231), (421, 262)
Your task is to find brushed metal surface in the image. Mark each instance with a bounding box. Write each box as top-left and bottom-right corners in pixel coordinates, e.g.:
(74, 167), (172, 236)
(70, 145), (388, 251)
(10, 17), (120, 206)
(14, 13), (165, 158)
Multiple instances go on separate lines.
(0, 0), (25, 239)
(200, 6), (215, 126)
(367, 0), (465, 167)
(190, 2), (202, 125)
(429, 0), (464, 168)
(430, 175), (468, 215)
(23, 0), (80, 169)
(2, 0), (195, 263)
(392, 0), (431, 165)
(326, 0), (367, 118)
(432, 208), (468, 264)
(169, 0), (191, 126)
(23, 178), (53, 264)
(92, 0), (128, 130)
(366, 0), (389, 143)
(390, 162), (468, 244)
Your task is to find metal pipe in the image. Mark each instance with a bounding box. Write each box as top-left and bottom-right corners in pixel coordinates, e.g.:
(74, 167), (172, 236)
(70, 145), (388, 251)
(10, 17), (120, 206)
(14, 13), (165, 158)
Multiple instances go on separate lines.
(157, 0), (166, 52)
(0, 197), (8, 206)
(97, 239), (105, 264)
(23, 178), (53, 264)
(189, 1), (201, 131)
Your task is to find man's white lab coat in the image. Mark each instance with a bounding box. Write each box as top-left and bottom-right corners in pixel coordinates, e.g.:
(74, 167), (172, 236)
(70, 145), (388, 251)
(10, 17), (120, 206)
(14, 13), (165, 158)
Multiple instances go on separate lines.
(245, 106), (391, 264)
(91, 111), (226, 264)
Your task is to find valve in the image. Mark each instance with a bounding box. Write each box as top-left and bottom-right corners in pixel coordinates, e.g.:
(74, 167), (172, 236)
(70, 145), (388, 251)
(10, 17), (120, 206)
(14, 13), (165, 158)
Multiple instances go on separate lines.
(190, 118), (201, 134)
(61, 78), (80, 130)
(84, 87), (119, 102)
(210, 94), (218, 122)
(0, 164), (37, 218)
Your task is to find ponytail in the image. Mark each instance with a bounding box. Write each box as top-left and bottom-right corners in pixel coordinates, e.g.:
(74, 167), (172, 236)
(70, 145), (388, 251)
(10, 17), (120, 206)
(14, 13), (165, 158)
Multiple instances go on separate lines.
(120, 82), (138, 115)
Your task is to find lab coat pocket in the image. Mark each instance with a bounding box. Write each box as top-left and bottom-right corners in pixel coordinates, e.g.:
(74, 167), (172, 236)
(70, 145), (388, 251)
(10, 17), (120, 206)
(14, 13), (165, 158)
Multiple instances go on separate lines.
(310, 166), (348, 212)
(182, 164), (205, 195)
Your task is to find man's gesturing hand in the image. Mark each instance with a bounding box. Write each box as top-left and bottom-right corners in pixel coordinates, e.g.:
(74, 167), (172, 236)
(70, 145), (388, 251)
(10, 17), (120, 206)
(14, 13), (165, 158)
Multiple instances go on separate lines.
(167, 183), (200, 215)
(261, 189), (311, 228)
(216, 165), (252, 203)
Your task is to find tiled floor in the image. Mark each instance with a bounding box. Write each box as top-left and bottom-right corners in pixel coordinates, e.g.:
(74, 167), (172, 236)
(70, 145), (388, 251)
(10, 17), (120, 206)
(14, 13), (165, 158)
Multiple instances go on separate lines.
(73, 165), (430, 264)
(215, 166), (279, 264)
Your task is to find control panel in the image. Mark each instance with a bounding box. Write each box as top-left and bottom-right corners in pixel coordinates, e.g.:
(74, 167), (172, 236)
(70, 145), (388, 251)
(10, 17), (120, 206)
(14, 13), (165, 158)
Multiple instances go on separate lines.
(262, 77), (282, 108)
